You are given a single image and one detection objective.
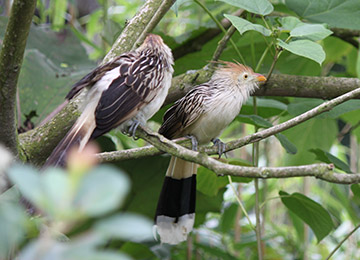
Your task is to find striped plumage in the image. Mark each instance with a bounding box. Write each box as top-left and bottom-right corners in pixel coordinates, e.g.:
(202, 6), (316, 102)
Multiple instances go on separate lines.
(155, 61), (266, 244)
(44, 34), (174, 167)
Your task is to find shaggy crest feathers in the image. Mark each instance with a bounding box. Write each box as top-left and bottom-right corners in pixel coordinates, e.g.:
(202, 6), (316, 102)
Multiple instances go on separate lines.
(212, 60), (254, 75)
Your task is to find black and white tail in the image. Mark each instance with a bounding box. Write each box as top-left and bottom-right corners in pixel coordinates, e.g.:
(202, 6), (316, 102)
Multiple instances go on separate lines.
(155, 156), (197, 244)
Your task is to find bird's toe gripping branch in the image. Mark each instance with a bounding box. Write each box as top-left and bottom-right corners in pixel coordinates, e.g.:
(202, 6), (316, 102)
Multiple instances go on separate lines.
(212, 138), (227, 158)
(127, 120), (141, 140)
(186, 135), (199, 151)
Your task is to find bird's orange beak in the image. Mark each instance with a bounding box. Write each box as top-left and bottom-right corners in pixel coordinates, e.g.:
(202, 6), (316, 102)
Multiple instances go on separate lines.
(255, 73), (267, 82)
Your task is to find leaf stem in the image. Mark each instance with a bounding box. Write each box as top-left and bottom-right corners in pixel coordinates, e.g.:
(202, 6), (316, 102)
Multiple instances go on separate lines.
(227, 176), (255, 230)
(326, 223), (360, 260)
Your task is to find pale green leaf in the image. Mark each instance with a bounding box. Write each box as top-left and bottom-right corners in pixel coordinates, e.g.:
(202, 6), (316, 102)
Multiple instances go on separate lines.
(95, 213), (154, 242)
(290, 24), (333, 41)
(224, 15), (271, 36)
(74, 166), (130, 217)
(219, 0), (274, 15)
(277, 39), (325, 65)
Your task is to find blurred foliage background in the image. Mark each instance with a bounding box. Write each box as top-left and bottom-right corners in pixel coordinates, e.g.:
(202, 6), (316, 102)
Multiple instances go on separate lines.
(1, 0), (360, 259)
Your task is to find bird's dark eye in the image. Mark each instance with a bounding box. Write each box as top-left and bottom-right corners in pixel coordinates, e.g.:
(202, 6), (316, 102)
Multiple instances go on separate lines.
(243, 74), (248, 79)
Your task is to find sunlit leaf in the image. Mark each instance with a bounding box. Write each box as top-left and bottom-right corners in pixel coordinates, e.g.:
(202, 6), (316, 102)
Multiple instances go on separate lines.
(290, 24), (333, 41)
(277, 39), (326, 65)
(224, 15), (271, 36)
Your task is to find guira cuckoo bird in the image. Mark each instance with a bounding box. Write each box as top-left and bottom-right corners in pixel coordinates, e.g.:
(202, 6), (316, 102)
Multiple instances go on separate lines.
(155, 61), (266, 244)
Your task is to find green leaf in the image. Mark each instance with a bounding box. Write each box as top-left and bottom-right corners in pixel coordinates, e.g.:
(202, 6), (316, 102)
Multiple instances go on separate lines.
(279, 191), (334, 242)
(288, 99), (360, 119)
(236, 115), (297, 154)
(285, 0), (360, 30)
(237, 114), (272, 128)
(277, 39), (325, 65)
(282, 118), (337, 166)
(7, 164), (44, 208)
(220, 0), (274, 15)
(290, 24), (333, 41)
(309, 148), (351, 173)
(51, 0), (68, 30)
(0, 198), (27, 258)
(41, 168), (72, 218)
(194, 242), (238, 260)
(120, 242), (156, 259)
(95, 213), (154, 242)
(197, 163), (252, 197)
(74, 166), (130, 217)
(279, 16), (304, 31)
(219, 203), (238, 233)
(224, 15), (272, 36)
(241, 98), (288, 118)
(275, 133), (297, 154)
(357, 48), (360, 78)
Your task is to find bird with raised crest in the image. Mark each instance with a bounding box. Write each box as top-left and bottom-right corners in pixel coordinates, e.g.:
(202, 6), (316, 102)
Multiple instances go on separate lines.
(154, 61), (266, 244)
(44, 34), (174, 167)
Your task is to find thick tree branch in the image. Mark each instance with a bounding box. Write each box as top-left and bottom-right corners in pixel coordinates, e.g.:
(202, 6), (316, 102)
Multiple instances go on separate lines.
(165, 69), (360, 104)
(97, 85), (360, 164)
(20, 68), (360, 165)
(0, 0), (37, 156)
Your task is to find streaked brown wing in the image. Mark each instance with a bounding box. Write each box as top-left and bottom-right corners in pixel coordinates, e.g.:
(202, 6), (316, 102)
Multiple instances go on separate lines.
(159, 84), (210, 139)
(90, 53), (161, 139)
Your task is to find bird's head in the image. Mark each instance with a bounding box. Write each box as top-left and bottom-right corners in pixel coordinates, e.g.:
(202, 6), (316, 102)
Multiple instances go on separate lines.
(138, 34), (174, 66)
(213, 61), (266, 92)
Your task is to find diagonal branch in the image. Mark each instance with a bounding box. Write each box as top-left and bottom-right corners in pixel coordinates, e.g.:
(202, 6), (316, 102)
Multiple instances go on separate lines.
(130, 126), (360, 185)
(98, 83), (360, 163)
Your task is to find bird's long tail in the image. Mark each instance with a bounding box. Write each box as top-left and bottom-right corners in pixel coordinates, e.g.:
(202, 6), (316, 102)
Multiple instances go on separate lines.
(43, 108), (96, 168)
(155, 156), (197, 244)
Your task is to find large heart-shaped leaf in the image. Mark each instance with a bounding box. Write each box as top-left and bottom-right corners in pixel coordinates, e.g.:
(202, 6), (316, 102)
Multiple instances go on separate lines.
(285, 0), (360, 30)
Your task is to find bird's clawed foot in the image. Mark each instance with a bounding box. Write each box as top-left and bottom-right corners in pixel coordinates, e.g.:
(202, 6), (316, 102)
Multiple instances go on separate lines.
(212, 138), (226, 158)
(127, 120), (141, 140)
(186, 135), (198, 151)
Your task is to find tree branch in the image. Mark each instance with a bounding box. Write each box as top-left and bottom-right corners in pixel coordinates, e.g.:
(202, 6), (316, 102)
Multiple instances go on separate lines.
(0, 0), (37, 157)
(165, 69), (360, 105)
(126, 126), (360, 185)
(97, 85), (360, 165)
(20, 68), (360, 165)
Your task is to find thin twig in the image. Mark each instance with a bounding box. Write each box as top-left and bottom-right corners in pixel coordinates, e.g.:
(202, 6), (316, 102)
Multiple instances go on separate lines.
(326, 223), (360, 260)
(228, 176), (255, 230)
(97, 82), (360, 174)
(212, 25), (238, 62)
(134, 126), (360, 184)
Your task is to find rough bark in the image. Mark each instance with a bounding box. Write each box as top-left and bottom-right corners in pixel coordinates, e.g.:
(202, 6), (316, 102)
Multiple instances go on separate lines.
(0, 0), (37, 157)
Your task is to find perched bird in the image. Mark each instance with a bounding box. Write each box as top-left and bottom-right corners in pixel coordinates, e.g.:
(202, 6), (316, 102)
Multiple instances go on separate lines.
(44, 34), (174, 167)
(155, 61), (266, 244)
